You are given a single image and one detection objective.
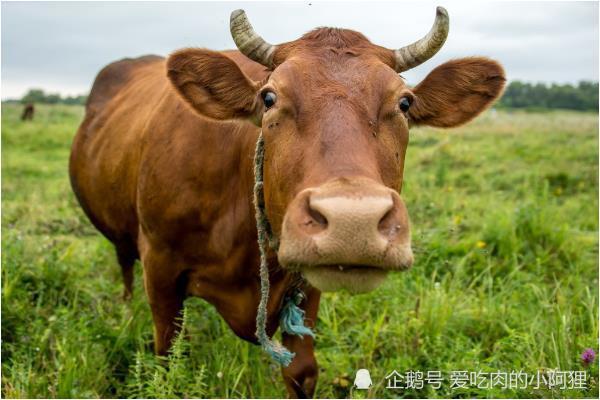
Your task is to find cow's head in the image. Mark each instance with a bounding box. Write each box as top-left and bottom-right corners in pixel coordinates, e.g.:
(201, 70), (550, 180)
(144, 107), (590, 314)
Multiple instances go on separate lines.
(167, 8), (505, 293)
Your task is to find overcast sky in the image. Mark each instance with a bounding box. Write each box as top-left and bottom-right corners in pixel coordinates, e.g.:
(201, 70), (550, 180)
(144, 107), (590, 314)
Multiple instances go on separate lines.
(1, 1), (598, 99)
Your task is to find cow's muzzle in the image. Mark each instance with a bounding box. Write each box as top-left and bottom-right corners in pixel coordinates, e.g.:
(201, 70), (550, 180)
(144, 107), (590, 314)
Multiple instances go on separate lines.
(278, 178), (413, 293)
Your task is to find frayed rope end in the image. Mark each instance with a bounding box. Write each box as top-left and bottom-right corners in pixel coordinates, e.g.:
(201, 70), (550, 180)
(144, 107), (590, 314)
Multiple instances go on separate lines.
(257, 291), (315, 367)
(261, 339), (295, 367)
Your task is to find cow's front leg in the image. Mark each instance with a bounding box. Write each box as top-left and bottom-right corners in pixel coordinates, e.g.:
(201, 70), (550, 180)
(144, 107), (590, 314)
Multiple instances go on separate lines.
(142, 249), (186, 355)
(281, 287), (321, 398)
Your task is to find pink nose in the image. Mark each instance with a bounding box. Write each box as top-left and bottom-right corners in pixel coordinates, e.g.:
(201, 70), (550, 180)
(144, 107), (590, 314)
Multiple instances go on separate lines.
(278, 178), (413, 270)
(302, 190), (403, 245)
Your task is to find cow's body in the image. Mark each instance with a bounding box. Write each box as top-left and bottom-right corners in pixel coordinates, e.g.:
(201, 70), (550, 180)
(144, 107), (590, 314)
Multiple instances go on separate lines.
(21, 103), (34, 120)
(70, 53), (319, 395)
(71, 8), (505, 397)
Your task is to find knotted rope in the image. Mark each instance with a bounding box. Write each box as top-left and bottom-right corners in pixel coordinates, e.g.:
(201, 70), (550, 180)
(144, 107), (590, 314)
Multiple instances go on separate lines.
(253, 132), (314, 367)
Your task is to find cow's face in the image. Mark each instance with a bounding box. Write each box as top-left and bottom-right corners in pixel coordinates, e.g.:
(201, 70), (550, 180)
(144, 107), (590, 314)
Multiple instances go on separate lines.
(168, 9), (505, 293)
(258, 50), (414, 293)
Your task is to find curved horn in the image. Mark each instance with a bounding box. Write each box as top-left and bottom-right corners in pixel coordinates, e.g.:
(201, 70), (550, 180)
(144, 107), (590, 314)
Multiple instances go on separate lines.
(230, 9), (277, 68)
(394, 6), (450, 72)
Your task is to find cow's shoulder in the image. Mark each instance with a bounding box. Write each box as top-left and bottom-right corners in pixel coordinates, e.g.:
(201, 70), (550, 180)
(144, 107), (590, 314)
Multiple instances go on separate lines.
(86, 55), (164, 113)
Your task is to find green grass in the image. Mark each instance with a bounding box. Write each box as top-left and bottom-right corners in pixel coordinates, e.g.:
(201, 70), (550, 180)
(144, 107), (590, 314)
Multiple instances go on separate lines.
(1, 103), (598, 398)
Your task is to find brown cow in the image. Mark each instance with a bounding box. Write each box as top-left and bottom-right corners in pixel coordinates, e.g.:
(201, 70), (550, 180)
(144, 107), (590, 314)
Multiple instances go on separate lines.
(69, 8), (505, 397)
(21, 103), (34, 121)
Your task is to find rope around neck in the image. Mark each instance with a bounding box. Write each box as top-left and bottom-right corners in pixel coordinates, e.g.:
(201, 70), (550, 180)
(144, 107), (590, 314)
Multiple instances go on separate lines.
(253, 132), (314, 367)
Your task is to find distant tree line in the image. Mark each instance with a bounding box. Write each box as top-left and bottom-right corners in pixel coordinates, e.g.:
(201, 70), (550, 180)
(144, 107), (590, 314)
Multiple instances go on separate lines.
(20, 88), (87, 105)
(497, 81), (598, 111)
(12, 82), (599, 112)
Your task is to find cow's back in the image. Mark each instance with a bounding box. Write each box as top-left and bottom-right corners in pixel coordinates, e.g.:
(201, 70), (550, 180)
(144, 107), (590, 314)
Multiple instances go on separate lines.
(70, 55), (168, 246)
(70, 51), (267, 261)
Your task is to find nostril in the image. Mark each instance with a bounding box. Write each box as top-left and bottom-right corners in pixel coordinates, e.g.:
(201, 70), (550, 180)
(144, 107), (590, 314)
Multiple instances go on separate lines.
(293, 194), (328, 236)
(307, 201), (328, 227)
(378, 207), (402, 239)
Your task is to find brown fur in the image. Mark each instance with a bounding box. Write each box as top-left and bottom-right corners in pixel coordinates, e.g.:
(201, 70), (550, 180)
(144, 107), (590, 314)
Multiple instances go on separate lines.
(70, 26), (505, 397)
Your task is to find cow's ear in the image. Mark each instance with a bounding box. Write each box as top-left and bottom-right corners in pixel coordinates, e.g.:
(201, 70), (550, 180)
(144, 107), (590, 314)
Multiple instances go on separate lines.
(408, 57), (506, 127)
(167, 48), (260, 122)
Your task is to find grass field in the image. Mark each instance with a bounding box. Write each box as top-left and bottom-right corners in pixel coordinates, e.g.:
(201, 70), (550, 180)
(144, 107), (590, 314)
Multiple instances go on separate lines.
(1, 103), (598, 398)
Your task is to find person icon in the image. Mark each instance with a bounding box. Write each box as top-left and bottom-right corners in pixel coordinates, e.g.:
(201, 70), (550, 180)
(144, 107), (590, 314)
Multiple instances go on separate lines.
(354, 369), (372, 389)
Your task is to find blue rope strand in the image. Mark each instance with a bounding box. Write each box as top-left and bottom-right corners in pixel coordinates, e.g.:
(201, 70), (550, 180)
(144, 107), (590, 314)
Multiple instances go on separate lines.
(280, 291), (315, 338)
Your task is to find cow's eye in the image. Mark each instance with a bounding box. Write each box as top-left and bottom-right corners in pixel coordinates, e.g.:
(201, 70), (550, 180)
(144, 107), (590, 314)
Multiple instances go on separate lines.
(399, 96), (411, 113)
(262, 91), (277, 109)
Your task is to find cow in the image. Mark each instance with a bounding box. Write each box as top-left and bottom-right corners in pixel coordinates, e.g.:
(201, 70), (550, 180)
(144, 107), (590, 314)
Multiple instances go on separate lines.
(21, 103), (34, 121)
(69, 8), (505, 397)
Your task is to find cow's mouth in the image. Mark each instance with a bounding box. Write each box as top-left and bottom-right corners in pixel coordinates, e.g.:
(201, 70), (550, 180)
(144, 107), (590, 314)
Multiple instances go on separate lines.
(300, 264), (389, 293)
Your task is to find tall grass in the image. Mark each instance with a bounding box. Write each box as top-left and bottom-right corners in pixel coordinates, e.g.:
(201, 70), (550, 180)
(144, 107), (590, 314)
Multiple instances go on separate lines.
(1, 104), (598, 398)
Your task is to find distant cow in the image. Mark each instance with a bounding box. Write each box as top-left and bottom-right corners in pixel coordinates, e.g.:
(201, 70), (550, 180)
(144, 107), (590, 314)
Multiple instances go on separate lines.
(21, 103), (34, 121)
(69, 8), (504, 397)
